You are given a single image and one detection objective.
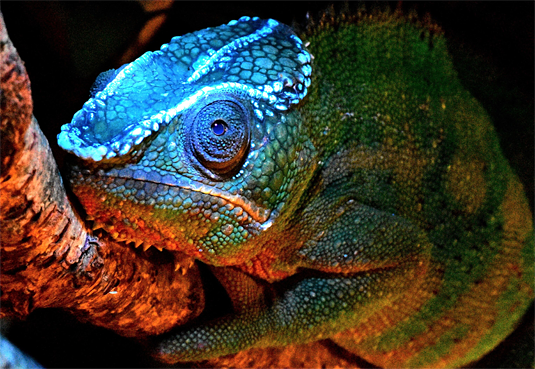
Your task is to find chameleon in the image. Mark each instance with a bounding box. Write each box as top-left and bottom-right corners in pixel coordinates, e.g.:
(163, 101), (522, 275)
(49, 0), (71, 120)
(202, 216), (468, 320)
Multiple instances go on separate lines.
(57, 11), (534, 368)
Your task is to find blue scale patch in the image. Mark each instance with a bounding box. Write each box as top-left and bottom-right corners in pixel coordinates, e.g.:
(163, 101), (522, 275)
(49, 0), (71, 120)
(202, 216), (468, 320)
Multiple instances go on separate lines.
(58, 16), (312, 162)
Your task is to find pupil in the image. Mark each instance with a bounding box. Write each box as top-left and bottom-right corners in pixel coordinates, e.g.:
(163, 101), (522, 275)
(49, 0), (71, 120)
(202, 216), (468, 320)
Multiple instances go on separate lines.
(211, 120), (227, 136)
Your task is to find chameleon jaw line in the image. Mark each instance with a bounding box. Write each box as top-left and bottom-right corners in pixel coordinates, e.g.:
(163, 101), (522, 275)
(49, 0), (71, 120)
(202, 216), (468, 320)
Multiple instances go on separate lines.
(102, 168), (272, 224)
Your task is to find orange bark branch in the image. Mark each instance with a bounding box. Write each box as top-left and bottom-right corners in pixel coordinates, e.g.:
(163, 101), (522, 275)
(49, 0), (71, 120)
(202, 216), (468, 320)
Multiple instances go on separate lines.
(0, 11), (203, 338)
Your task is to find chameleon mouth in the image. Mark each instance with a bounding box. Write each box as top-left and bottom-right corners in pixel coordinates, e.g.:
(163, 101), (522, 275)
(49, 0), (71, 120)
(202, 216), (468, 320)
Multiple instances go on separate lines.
(98, 167), (273, 225)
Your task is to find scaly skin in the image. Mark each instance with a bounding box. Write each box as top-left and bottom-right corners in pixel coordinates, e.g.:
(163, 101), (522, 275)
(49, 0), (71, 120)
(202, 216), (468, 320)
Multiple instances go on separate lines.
(58, 11), (533, 368)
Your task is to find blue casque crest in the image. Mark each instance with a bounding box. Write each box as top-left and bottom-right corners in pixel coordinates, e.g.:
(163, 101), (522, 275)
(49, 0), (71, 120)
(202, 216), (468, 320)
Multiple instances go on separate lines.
(58, 17), (312, 162)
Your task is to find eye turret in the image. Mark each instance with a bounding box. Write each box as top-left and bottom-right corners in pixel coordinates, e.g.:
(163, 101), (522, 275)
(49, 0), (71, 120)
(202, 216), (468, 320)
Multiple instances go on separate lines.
(188, 96), (250, 176)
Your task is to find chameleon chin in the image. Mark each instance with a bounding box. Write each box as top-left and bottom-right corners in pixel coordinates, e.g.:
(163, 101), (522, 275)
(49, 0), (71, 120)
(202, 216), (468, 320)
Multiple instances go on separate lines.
(58, 12), (533, 368)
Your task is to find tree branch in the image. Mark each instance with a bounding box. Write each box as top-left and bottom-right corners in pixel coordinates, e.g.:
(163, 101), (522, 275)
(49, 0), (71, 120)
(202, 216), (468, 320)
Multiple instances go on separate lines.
(0, 11), (203, 339)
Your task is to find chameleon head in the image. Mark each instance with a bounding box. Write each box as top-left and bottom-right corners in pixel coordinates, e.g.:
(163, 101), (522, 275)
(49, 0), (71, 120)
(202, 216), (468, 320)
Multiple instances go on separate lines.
(58, 17), (314, 265)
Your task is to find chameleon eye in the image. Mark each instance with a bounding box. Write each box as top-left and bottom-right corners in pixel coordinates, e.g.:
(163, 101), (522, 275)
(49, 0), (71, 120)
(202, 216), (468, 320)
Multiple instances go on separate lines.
(189, 98), (250, 175)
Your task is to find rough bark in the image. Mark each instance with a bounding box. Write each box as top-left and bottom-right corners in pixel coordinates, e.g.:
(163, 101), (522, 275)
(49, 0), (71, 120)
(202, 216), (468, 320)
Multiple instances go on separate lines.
(0, 11), (203, 339)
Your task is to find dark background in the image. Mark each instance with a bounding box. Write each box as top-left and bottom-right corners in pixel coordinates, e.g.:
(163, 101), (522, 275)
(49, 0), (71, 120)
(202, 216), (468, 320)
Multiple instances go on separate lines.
(1, 2), (533, 368)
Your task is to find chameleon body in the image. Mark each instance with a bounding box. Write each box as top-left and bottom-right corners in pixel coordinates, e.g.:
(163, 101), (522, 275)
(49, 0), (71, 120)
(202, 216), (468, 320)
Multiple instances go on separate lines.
(58, 13), (533, 368)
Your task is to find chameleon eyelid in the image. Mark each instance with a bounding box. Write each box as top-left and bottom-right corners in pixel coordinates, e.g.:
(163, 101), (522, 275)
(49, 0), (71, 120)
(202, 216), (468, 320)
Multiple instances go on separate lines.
(186, 95), (251, 175)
